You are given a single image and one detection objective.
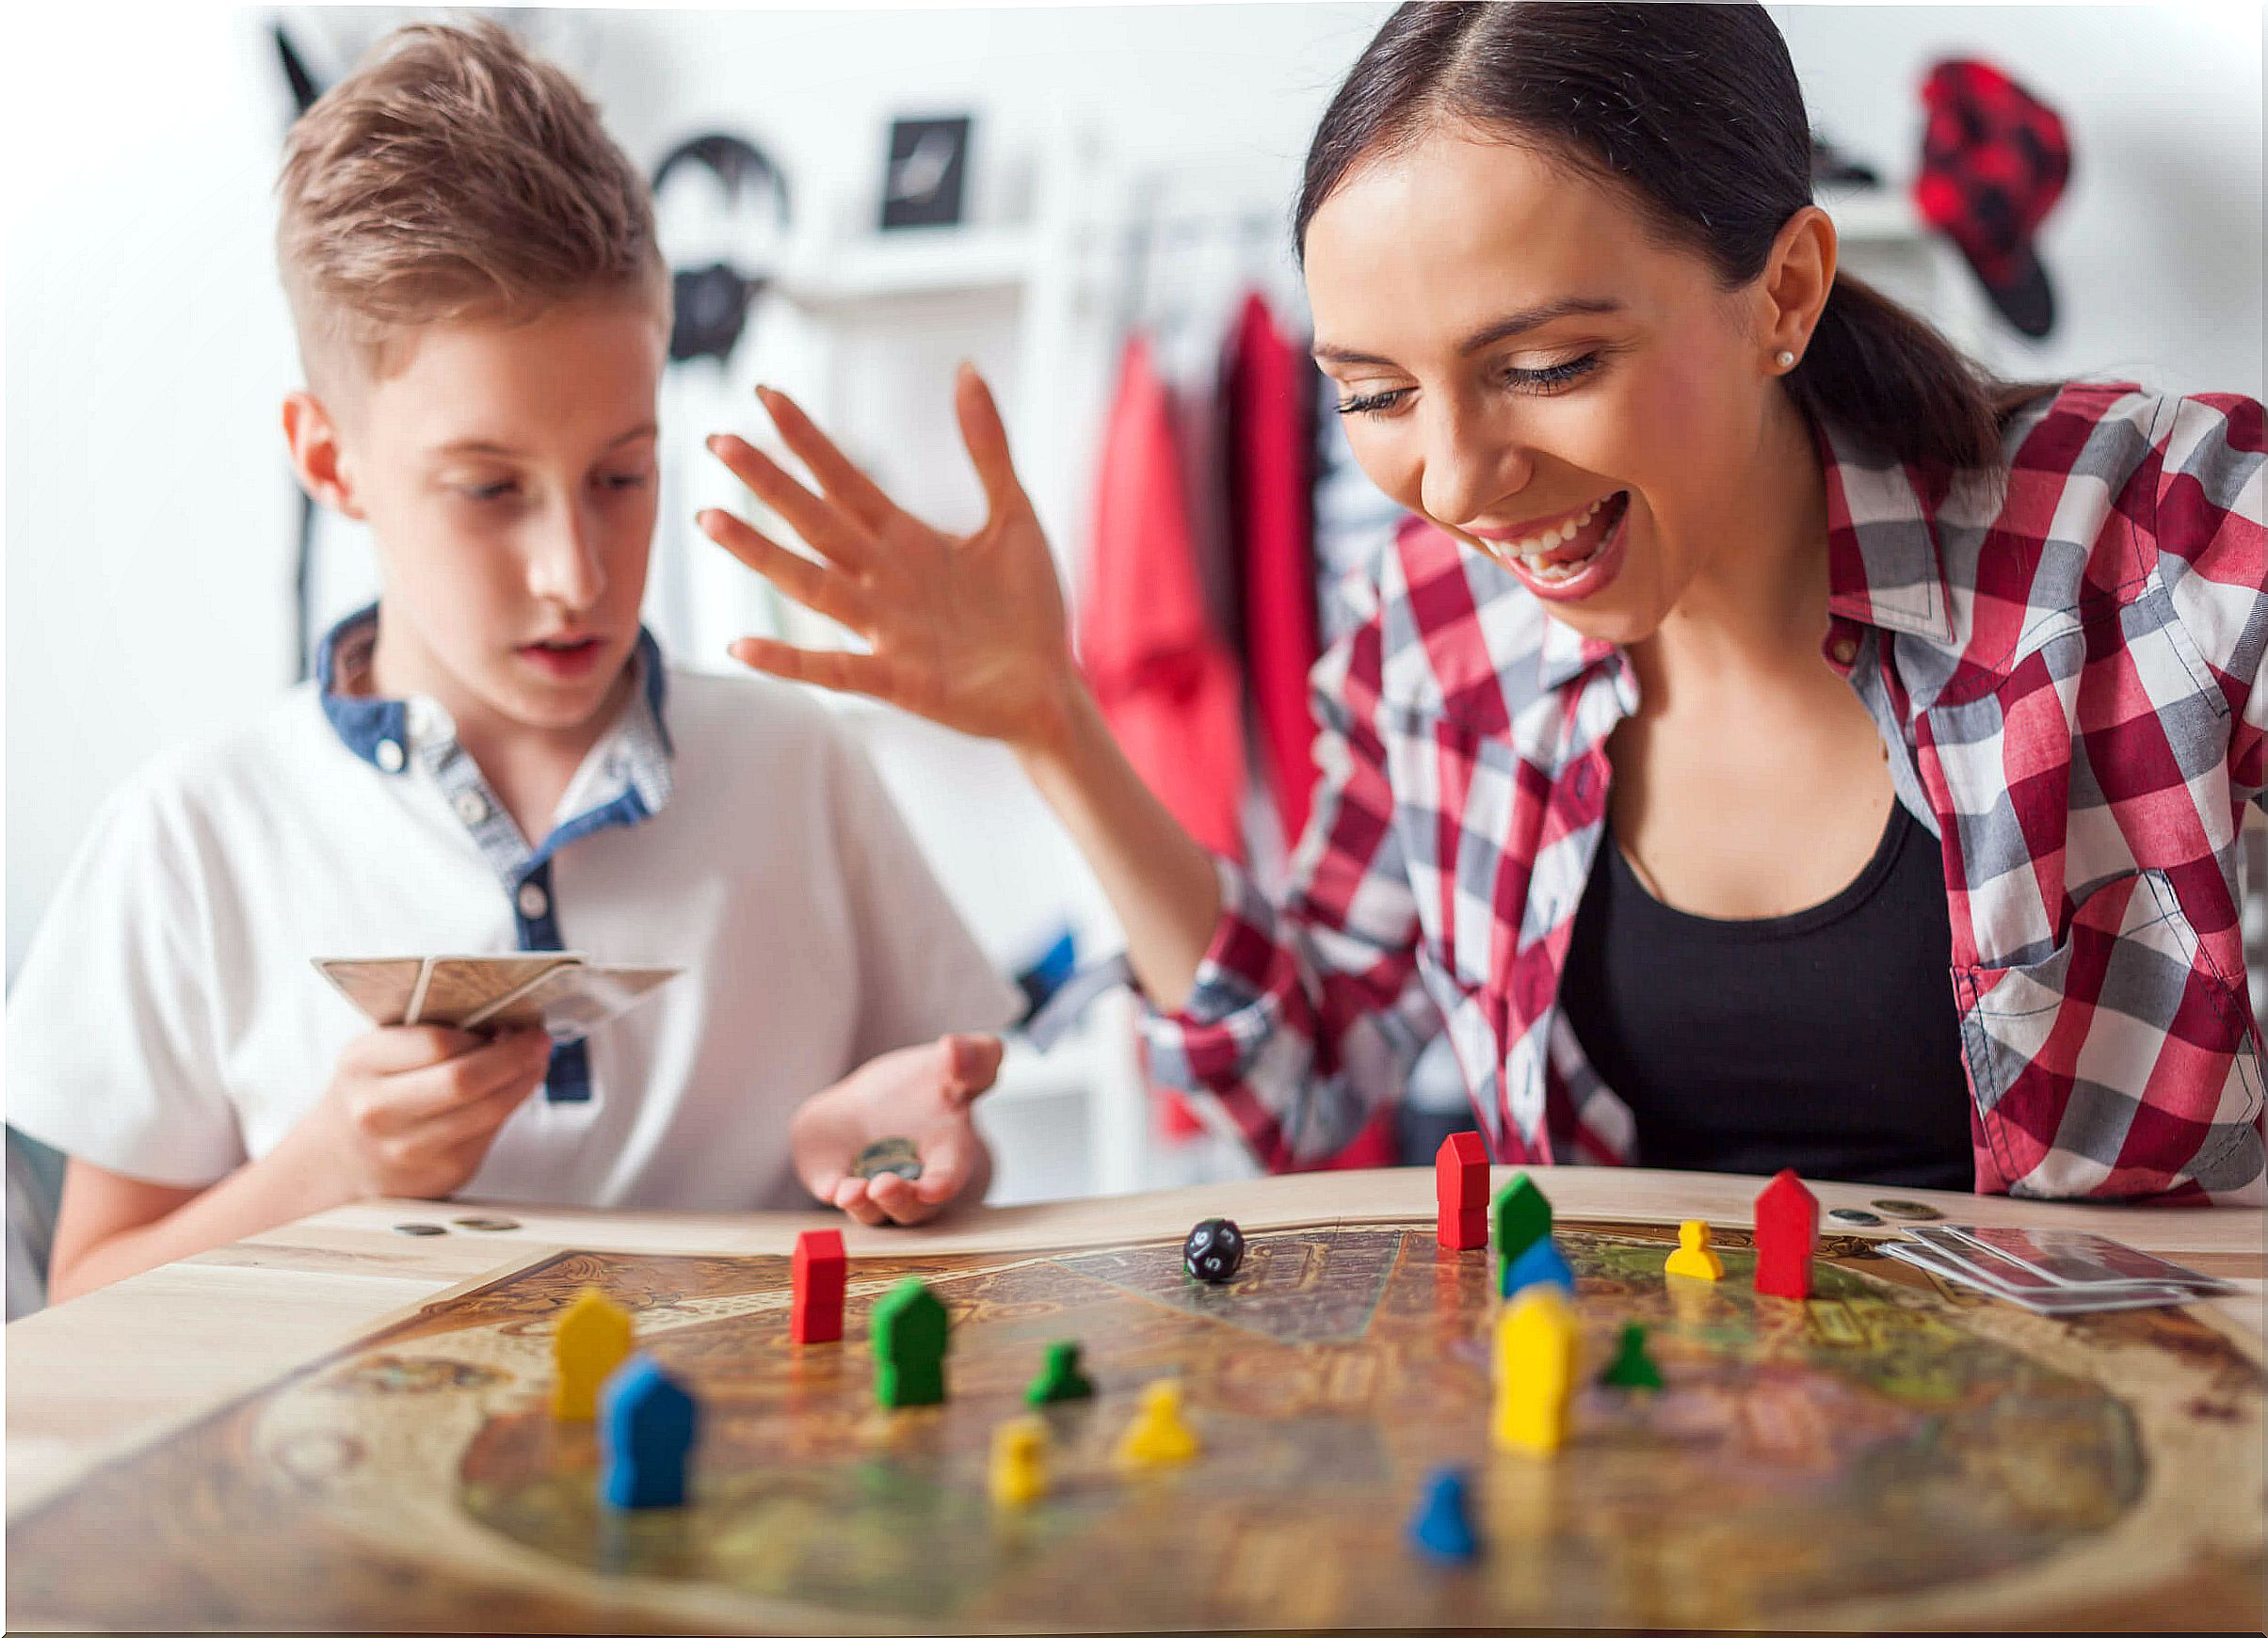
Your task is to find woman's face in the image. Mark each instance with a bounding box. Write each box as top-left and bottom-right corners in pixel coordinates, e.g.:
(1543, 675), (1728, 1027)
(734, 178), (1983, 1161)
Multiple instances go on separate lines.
(1304, 124), (1813, 649)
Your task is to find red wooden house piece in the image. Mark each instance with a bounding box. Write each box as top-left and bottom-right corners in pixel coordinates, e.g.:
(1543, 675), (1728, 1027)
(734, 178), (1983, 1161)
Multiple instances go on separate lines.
(792, 1228), (847, 1344)
(1753, 1169), (1819, 1300)
(1435, 1132), (1489, 1250)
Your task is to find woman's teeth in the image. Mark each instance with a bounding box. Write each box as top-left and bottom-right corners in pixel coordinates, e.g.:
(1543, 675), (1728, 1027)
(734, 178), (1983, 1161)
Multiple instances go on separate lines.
(1511, 495), (1616, 579)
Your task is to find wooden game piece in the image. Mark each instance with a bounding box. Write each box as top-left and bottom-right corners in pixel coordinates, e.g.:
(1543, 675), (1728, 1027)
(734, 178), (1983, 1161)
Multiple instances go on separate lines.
(1182, 1217), (1246, 1282)
(599, 1354), (698, 1509)
(1115, 1379), (1199, 1468)
(1406, 1465), (1480, 1563)
(1599, 1323), (1663, 1390)
(1024, 1339), (1096, 1405)
(551, 1286), (634, 1421)
(1664, 1219), (1724, 1281)
(871, 1277), (949, 1407)
(1753, 1169), (1820, 1301)
(1490, 1172), (1551, 1264)
(791, 1228), (847, 1345)
(1491, 1288), (1576, 1457)
(1435, 1132), (1489, 1249)
(1499, 1232), (1575, 1300)
(989, 1416), (1050, 1507)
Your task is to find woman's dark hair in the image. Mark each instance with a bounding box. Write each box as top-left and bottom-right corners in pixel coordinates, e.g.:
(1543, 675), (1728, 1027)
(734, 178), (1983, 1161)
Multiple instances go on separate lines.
(1295, 1), (2051, 474)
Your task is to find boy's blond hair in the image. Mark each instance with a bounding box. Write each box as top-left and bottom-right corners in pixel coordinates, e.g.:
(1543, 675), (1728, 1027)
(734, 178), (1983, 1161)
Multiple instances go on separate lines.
(276, 20), (667, 393)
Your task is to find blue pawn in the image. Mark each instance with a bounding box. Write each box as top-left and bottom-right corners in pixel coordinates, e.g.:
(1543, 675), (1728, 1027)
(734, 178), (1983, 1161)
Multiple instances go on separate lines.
(1499, 1232), (1576, 1299)
(600, 1354), (697, 1509)
(1407, 1466), (1479, 1563)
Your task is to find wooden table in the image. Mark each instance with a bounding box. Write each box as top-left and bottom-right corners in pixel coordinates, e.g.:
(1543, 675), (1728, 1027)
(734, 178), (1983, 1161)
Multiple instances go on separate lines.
(8, 1166), (2263, 1630)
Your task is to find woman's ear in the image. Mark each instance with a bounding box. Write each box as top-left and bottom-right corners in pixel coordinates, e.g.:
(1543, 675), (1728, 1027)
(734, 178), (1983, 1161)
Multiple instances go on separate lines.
(1759, 204), (1838, 362)
(281, 391), (365, 520)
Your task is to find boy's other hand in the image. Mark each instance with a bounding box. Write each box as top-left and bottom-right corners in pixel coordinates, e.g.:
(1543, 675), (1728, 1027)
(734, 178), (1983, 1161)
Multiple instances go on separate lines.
(700, 368), (1084, 762)
(298, 1025), (553, 1201)
(790, 1033), (1005, 1228)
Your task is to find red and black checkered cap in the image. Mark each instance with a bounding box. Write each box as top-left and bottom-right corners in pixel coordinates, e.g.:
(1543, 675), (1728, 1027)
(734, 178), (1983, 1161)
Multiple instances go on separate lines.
(1912, 58), (2071, 338)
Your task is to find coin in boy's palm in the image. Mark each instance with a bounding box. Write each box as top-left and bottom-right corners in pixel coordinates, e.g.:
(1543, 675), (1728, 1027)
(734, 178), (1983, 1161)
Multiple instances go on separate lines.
(853, 1137), (924, 1181)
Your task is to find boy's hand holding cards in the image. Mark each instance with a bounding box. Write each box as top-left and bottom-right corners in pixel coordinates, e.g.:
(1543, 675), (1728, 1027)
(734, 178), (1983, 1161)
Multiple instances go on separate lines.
(316, 954), (681, 1039)
(1881, 1223), (2231, 1313)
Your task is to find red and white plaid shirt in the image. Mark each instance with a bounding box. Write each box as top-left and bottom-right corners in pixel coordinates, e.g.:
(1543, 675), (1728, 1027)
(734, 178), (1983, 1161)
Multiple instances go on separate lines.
(1143, 382), (2265, 1202)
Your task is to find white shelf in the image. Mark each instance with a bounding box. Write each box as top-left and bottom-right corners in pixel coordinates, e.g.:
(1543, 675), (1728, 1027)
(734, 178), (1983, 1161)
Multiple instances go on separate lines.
(774, 227), (1039, 307)
(1822, 188), (1928, 245)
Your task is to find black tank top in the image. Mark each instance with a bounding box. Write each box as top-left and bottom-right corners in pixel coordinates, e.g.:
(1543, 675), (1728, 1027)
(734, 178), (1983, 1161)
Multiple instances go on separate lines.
(1558, 799), (1975, 1191)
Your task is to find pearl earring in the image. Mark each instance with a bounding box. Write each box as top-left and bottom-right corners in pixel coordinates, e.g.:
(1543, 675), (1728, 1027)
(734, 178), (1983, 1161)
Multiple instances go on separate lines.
(1775, 349), (1796, 369)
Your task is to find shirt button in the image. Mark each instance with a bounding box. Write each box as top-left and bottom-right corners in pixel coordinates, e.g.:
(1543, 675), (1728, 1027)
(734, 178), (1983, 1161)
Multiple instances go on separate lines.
(375, 739), (406, 773)
(454, 789), (491, 826)
(517, 880), (550, 920)
(1829, 636), (1859, 666)
(1572, 763), (1596, 801)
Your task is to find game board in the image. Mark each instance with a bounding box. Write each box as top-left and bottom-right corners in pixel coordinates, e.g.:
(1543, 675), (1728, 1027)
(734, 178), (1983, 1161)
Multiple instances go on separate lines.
(9, 1219), (2262, 1631)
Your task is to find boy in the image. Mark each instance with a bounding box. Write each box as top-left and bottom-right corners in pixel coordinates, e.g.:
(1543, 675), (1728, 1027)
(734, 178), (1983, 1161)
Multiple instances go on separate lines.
(7, 22), (1021, 1303)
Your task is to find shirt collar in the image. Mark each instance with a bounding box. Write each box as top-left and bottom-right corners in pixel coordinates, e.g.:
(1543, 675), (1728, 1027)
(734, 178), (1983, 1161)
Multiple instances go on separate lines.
(1815, 413), (1958, 647)
(314, 603), (674, 789)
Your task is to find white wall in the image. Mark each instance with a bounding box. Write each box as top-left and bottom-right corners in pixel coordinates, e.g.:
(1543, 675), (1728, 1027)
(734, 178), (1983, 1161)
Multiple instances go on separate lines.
(8, 1), (2262, 980)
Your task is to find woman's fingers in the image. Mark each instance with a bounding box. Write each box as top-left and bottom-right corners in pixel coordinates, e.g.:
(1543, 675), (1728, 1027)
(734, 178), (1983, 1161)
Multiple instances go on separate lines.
(755, 387), (900, 533)
(705, 435), (875, 574)
(698, 509), (870, 633)
(725, 637), (897, 701)
(953, 362), (1024, 520)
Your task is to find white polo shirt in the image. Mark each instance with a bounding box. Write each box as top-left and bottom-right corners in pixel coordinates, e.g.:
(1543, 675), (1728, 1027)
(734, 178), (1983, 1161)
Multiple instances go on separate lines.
(5, 609), (1021, 1210)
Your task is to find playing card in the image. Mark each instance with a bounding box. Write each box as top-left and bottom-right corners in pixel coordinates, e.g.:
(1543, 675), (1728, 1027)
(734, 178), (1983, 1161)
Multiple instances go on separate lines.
(315, 954), (679, 1040)
(460, 962), (681, 1040)
(313, 957), (427, 1027)
(1904, 1226), (2067, 1292)
(1932, 1224), (2228, 1293)
(411, 956), (580, 1027)
(1878, 1242), (2203, 1313)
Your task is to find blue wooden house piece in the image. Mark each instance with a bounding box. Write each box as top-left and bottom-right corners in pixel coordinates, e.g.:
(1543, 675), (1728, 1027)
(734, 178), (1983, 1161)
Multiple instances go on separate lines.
(1498, 1232), (1575, 1300)
(600, 1353), (698, 1509)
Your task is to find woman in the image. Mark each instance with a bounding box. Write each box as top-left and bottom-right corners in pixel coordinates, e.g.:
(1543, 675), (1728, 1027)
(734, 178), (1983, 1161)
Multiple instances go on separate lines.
(700, 2), (2263, 1202)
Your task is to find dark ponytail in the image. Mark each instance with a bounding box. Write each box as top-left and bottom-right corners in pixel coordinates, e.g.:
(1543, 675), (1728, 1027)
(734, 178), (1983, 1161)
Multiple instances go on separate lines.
(1295, 1), (2051, 476)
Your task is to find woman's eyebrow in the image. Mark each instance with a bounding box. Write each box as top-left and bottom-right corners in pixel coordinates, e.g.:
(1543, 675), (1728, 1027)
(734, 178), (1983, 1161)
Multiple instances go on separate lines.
(1312, 297), (1627, 367)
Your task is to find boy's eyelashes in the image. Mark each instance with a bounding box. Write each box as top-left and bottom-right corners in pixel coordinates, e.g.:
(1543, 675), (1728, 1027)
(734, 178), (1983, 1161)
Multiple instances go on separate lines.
(446, 469), (655, 504)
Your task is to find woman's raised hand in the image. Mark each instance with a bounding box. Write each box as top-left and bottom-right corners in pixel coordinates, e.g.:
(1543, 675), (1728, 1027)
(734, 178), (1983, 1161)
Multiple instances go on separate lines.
(699, 365), (1078, 756)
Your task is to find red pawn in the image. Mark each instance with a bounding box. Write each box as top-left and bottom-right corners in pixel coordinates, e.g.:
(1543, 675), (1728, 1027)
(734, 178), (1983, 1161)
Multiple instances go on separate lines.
(1753, 1169), (1818, 1300)
(792, 1228), (847, 1343)
(1435, 1132), (1489, 1249)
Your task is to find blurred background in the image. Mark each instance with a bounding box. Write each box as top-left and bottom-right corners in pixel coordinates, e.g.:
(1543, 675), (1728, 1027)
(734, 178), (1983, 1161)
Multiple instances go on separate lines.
(7, 3), (2263, 1216)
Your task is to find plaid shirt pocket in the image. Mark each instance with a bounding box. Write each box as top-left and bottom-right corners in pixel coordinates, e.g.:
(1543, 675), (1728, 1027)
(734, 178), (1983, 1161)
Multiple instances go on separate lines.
(1955, 867), (2265, 1197)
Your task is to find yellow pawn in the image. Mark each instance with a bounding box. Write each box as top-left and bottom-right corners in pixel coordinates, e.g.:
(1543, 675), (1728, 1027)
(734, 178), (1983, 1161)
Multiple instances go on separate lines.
(1492, 1287), (1576, 1458)
(551, 1286), (634, 1421)
(1116, 1379), (1200, 1468)
(1664, 1219), (1725, 1281)
(989, 1416), (1050, 1507)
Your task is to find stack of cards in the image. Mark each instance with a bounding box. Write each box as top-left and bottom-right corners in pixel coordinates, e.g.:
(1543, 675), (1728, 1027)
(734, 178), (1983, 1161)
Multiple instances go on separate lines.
(315, 954), (681, 1043)
(1880, 1224), (2231, 1313)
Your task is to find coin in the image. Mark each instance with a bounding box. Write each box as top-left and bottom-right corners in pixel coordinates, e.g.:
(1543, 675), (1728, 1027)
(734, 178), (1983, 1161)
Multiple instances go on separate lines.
(392, 1222), (447, 1237)
(1869, 1198), (1944, 1221)
(1827, 1208), (1885, 1227)
(452, 1215), (522, 1232)
(853, 1136), (924, 1181)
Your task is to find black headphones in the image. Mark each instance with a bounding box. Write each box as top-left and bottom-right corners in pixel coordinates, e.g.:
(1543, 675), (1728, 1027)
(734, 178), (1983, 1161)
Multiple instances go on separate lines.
(651, 134), (793, 365)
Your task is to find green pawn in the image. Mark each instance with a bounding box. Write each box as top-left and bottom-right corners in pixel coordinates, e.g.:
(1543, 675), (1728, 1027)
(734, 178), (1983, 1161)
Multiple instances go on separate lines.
(1599, 1323), (1664, 1390)
(1024, 1339), (1096, 1406)
(871, 1278), (948, 1408)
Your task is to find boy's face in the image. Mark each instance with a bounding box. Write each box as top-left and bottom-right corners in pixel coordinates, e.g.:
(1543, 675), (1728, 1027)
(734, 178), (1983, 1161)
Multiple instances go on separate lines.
(301, 294), (666, 739)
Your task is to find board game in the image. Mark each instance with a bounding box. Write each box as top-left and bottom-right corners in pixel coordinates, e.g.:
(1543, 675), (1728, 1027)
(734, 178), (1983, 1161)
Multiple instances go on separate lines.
(8, 1217), (2262, 1631)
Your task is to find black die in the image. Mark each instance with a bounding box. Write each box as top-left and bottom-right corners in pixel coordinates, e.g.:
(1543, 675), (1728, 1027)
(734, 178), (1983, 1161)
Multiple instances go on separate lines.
(1182, 1217), (1245, 1284)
